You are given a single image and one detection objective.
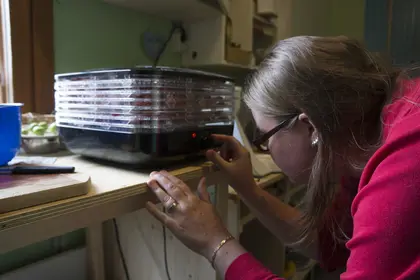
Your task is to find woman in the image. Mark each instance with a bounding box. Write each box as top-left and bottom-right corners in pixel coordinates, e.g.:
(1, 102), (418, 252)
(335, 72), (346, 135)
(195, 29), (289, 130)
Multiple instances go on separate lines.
(146, 36), (420, 279)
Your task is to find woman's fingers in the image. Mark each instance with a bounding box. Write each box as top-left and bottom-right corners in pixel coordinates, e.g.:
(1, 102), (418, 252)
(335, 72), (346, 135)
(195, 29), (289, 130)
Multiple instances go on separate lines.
(158, 170), (191, 195)
(146, 172), (232, 259)
(212, 134), (246, 160)
(211, 134), (236, 143)
(197, 177), (211, 202)
(212, 134), (242, 152)
(220, 143), (228, 159)
(149, 172), (187, 200)
(145, 202), (176, 228)
(206, 149), (229, 169)
(147, 179), (178, 210)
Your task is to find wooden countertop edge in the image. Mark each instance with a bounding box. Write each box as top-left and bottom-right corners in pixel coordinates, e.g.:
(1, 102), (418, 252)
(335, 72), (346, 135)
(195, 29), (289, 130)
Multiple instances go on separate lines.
(0, 166), (283, 254)
(0, 191), (155, 254)
(0, 162), (221, 231)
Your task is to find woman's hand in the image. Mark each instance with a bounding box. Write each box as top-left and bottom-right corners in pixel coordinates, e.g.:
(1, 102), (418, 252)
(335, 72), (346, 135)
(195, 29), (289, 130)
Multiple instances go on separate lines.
(146, 170), (231, 261)
(206, 134), (257, 194)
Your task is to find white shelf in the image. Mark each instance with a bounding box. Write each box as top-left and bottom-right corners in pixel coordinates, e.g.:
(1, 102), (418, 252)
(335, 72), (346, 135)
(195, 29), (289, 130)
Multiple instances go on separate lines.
(104, 0), (222, 23)
(253, 15), (277, 37)
(253, 14), (276, 27)
(188, 62), (255, 83)
(256, 0), (278, 18)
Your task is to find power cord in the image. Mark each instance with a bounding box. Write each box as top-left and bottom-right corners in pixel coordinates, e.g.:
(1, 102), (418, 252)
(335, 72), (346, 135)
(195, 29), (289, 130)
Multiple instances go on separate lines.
(162, 207), (173, 280)
(153, 22), (186, 67)
(113, 218), (130, 280)
(113, 212), (173, 280)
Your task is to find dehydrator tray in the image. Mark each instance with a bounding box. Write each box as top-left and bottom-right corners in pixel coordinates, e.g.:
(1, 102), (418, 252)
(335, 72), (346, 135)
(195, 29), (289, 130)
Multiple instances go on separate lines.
(56, 110), (232, 122)
(55, 89), (234, 98)
(54, 67), (235, 91)
(55, 104), (233, 115)
(56, 117), (233, 133)
(55, 110), (233, 131)
(55, 96), (234, 110)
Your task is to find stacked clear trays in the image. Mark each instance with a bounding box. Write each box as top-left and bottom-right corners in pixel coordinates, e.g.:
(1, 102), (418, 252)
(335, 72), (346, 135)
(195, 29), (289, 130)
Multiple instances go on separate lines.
(54, 67), (236, 134)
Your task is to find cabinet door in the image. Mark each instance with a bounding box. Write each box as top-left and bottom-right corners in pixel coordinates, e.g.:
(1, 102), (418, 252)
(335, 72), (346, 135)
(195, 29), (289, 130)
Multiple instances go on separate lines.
(364, 0), (389, 53)
(390, 0), (420, 66)
(230, 0), (253, 52)
(256, 0), (277, 17)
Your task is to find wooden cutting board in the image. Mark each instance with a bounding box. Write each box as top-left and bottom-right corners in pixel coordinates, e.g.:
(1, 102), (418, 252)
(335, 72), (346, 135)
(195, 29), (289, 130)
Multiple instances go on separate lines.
(0, 173), (91, 213)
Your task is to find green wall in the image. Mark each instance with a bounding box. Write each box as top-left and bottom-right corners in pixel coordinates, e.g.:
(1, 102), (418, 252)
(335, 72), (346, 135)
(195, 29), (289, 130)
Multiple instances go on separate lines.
(291, 0), (332, 36)
(329, 0), (365, 41)
(54, 0), (181, 73)
(291, 0), (365, 40)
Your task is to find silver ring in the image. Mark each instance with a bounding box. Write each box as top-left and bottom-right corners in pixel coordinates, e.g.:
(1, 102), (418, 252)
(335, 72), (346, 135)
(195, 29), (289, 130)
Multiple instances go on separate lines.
(166, 201), (178, 213)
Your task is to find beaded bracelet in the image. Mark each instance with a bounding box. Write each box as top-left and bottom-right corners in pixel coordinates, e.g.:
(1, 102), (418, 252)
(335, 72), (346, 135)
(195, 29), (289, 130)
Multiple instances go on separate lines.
(210, 235), (235, 268)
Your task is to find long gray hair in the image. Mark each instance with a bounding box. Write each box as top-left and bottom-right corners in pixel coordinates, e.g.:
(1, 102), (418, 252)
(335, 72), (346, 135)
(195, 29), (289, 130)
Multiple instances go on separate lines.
(244, 36), (400, 244)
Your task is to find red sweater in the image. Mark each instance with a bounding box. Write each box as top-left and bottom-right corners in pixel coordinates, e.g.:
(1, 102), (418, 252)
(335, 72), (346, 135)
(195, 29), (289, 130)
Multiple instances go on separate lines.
(226, 79), (420, 280)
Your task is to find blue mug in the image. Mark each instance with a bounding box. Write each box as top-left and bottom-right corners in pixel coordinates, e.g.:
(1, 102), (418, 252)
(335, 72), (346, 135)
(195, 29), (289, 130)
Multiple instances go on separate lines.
(0, 103), (23, 166)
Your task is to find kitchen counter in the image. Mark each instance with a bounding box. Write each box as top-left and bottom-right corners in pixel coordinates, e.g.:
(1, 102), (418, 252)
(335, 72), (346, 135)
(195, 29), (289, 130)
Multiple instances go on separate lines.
(0, 155), (220, 252)
(0, 154), (285, 279)
(0, 154), (225, 279)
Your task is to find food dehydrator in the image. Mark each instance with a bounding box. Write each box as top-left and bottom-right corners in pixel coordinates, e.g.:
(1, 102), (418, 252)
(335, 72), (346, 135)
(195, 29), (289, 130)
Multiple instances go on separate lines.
(54, 67), (235, 165)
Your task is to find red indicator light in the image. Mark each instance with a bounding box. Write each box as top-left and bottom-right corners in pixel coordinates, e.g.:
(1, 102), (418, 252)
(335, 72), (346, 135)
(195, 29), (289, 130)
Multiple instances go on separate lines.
(192, 132), (197, 138)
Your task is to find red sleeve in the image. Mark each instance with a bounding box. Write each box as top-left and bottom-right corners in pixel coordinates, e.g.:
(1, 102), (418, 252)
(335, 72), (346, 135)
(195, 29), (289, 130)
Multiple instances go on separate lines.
(342, 113), (420, 279)
(225, 253), (284, 280)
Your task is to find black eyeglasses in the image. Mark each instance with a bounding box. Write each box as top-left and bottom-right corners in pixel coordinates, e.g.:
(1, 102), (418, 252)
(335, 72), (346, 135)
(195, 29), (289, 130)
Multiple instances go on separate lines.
(252, 116), (297, 152)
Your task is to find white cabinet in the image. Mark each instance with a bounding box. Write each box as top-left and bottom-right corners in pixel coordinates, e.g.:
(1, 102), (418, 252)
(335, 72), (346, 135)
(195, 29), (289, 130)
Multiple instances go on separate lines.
(182, 0), (254, 68)
(104, 0), (284, 82)
(256, 0), (278, 17)
(181, 0), (280, 81)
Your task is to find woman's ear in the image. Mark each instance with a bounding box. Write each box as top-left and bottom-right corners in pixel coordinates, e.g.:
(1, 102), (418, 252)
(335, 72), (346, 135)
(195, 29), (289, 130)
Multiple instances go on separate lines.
(298, 113), (319, 146)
